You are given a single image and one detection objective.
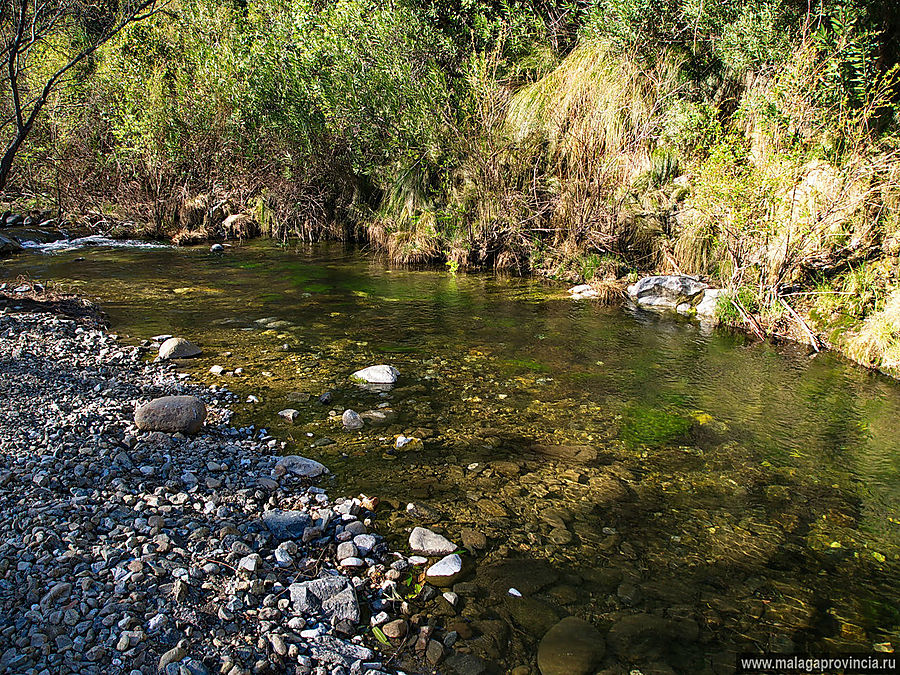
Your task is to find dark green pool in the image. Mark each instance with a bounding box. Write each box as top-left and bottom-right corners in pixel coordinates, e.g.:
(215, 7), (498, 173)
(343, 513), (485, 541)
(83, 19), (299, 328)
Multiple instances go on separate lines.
(3, 239), (898, 673)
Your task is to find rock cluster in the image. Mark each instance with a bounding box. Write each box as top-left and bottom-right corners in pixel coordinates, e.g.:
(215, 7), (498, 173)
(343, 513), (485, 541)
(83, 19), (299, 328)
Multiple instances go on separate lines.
(626, 275), (723, 318)
(0, 311), (414, 675)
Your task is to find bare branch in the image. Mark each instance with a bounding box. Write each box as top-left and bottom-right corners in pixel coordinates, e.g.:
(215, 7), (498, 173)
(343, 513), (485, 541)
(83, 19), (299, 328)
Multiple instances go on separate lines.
(0, 0), (165, 192)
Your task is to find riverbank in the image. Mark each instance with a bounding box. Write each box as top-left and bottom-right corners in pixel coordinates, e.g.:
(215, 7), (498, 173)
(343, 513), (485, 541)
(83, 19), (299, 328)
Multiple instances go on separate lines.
(0, 299), (478, 675)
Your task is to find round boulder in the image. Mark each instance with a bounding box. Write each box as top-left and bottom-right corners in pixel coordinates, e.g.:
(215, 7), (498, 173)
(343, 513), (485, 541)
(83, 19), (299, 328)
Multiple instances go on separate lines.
(158, 337), (202, 360)
(537, 616), (605, 675)
(135, 396), (206, 434)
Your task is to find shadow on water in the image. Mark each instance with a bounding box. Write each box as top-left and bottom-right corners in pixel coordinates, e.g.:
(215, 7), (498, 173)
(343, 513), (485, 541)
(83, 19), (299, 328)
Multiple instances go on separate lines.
(3, 239), (898, 673)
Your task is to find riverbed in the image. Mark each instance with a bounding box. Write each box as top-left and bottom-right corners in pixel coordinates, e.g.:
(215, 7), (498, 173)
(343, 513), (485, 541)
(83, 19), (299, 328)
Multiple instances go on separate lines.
(3, 238), (898, 673)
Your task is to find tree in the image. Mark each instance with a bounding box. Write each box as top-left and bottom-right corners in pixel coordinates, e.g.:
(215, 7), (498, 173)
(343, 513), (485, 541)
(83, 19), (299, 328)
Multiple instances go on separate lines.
(0, 0), (162, 193)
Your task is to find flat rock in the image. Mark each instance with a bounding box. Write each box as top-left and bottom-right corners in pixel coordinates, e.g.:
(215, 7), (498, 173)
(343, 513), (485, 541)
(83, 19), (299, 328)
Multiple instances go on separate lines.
(158, 337), (202, 359)
(477, 559), (559, 596)
(409, 526), (457, 555)
(307, 635), (373, 667)
(262, 509), (311, 540)
(274, 455), (328, 478)
(531, 444), (597, 462)
(537, 616), (605, 675)
(278, 408), (300, 423)
(359, 408), (397, 425)
(568, 284), (599, 299)
(134, 396), (206, 434)
(606, 613), (699, 662)
(288, 576), (360, 623)
(505, 596), (562, 638)
(444, 653), (489, 675)
(350, 365), (399, 384)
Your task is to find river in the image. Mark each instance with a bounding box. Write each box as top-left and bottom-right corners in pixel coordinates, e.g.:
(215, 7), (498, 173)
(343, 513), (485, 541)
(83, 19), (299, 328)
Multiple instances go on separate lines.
(3, 238), (898, 673)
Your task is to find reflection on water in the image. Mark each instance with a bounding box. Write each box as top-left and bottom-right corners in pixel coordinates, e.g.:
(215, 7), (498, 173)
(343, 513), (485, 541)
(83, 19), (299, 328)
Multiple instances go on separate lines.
(3, 240), (898, 673)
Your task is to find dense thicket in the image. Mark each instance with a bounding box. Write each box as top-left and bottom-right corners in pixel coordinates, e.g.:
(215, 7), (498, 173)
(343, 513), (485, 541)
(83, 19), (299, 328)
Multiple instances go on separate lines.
(3, 0), (900, 370)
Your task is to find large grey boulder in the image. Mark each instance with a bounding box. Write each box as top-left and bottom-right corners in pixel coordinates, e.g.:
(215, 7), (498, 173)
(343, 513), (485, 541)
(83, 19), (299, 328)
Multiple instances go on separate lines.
(627, 275), (708, 310)
(537, 616), (605, 675)
(350, 365), (399, 384)
(134, 396), (206, 434)
(158, 337), (202, 360)
(288, 576), (360, 624)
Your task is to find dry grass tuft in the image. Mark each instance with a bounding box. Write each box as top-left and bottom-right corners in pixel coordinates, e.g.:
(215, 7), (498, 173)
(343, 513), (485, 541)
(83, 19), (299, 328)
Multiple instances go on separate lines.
(846, 289), (900, 374)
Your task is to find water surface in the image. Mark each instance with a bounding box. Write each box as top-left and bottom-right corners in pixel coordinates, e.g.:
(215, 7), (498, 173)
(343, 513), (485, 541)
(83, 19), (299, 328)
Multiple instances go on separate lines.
(3, 240), (898, 673)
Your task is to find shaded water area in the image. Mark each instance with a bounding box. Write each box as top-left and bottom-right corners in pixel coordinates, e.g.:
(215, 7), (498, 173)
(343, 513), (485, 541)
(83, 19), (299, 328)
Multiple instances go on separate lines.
(3, 240), (899, 674)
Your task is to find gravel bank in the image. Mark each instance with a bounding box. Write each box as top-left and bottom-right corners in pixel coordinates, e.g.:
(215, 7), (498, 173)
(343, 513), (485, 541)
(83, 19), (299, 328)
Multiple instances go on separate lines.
(0, 309), (420, 675)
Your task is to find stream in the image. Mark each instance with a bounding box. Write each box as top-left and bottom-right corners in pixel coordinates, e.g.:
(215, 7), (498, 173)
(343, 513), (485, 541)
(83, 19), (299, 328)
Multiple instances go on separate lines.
(3, 238), (899, 674)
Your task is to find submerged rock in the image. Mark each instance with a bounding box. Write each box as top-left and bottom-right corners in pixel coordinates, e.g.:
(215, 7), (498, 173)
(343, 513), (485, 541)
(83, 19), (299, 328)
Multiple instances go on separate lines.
(342, 409), (364, 430)
(158, 337), (202, 359)
(350, 365), (399, 384)
(606, 613), (699, 662)
(134, 395), (206, 434)
(537, 616), (604, 675)
(360, 408), (397, 425)
(277, 408), (300, 423)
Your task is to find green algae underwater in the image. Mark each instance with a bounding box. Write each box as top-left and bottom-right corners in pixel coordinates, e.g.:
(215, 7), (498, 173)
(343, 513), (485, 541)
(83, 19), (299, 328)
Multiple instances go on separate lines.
(4, 239), (899, 674)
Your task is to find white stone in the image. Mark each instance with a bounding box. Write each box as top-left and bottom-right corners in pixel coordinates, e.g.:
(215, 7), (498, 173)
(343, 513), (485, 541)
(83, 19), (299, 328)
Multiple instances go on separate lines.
(278, 409), (300, 423)
(627, 275), (708, 310)
(350, 365), (399, 384)
(409, 527), (457, 556)
(425, 554), (462, 581)
(696, 288), (727, 318)
(568, 284), (599, 299)
(353, 534), (377, 556)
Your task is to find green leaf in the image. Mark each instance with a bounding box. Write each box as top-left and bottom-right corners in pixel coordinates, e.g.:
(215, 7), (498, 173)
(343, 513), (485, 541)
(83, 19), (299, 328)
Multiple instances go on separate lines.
(372, 626), (391, 646)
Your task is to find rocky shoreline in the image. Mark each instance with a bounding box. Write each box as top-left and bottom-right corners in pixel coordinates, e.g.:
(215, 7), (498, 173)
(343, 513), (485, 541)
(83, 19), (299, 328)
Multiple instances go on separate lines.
(0, 305), (480, 675)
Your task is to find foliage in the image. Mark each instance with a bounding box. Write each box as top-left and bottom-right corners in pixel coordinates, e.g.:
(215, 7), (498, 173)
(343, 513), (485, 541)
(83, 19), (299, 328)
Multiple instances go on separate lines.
(4, 0), (900, 371)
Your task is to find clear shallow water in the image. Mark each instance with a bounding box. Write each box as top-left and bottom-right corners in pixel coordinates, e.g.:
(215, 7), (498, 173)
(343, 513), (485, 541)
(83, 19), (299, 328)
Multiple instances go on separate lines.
(3, 240), (899, 673)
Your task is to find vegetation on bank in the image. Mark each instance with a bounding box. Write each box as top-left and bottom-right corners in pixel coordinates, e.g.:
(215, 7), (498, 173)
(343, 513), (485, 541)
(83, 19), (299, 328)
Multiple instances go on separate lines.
(2, 0), (900, 373)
